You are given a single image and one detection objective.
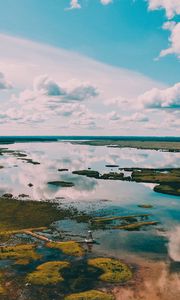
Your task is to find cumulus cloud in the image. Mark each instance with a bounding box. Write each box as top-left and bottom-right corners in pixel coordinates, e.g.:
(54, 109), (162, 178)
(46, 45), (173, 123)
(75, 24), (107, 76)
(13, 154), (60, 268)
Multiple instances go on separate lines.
(159, 22), (180, 59)
(139, 82), (180, 109)
(67, 0), (112, 10)
(1, 74), (98, 126)
(147, 1), (180, 60)
(147, 0), (180, 19)
(0, 72), (12, 90)
(34, 75), (66, 96)
(16, 74), (98, 105)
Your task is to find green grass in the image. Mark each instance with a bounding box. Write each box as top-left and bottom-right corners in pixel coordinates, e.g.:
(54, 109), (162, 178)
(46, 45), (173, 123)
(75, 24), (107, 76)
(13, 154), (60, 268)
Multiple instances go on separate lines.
(0, 244), (41, 264)
(154, 184), (180, 196)
(0, 197), (90, 235)
(27, 261), (70, 285)
(72, 167), (180, 196)
(92, 214), (150, 223)
(112, 221), (158, 230)
(65, 290), (114, 300)
(72, 170), (100, 178)
(88, 258), (132, 283)
(47, 241), (85, 257)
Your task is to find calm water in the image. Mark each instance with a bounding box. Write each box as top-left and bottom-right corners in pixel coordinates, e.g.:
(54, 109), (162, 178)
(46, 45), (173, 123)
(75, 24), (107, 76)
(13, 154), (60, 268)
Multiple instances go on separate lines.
(0, 141), (180, 263)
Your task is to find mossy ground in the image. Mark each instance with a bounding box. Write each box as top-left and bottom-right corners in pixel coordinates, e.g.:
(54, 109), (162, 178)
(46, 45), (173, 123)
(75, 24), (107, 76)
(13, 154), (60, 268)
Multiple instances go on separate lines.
(88, 258), (132, 283)
(71, 140), (180, 152)
(72, 167), (180, 196)
(0, 273), (6, 295)
(47, 241), (85, 257)
(113, 221), (158, 230)
(27, 261), (70, 285)
(0, 244), (41, 264)
(91, 214), (157, 231)
(65, 290), (114, 300)
(154, 183), (180, 196)
(0, 197), (90, 238)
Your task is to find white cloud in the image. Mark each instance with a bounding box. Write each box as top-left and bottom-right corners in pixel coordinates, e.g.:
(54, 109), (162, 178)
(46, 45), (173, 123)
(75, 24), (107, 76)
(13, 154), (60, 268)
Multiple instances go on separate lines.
(67, 0), (113, 10)
(147, 1), (180, 60)
(139, 82), (180, 109)
(67, 0), (81, 10)
(123, 112), (149, 122)
(15, 74), (98, 105)
(5, 74), (99, 126)
(160, 22), (180, 59)
(34, 74), (66, 96)
(100, 0), (113, 5)
(0, 72), (13, 90)
(0, 34), (170, 135)
(107, 111), (121, 121)
(147, 0), (180, 19)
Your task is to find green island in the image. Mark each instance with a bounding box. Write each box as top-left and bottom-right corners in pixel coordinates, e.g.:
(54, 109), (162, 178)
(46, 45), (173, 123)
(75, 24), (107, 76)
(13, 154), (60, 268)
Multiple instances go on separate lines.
(112, 221), (158, 230)
(27, 261), (70, 285)
(47, 181), (75, 187)
(138, 204), (153, 208)
(46, 241), (85, 257)
(88, 258), (132, 283)
(65, 290), (114, 300)
(72, 168), (180, 196)
(0, 148), (40, 165)
(91, 214), (158, 231)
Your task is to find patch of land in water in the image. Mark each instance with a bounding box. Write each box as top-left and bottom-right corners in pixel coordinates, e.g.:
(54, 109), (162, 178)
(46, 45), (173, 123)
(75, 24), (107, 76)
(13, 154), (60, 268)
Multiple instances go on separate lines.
(0, 197), (90, 236)
(72, 168), (180, 196)
(90, 214), (158, 231)
(0, 197), (135, 300)
(47, 181), (74, 187)
(71, 140), (180, 152)
(0, 148), (40, 165)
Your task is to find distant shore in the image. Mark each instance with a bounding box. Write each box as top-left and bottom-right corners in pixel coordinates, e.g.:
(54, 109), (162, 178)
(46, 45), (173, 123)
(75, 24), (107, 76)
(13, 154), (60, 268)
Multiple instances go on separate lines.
(0, 136), (180, 152)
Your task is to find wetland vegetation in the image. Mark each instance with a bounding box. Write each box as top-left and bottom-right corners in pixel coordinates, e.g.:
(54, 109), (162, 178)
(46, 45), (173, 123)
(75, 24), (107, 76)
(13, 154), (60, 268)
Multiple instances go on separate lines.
(0, 138), (179, 300)
(72, 167), (180, 196)
(71, 139), (180, 152)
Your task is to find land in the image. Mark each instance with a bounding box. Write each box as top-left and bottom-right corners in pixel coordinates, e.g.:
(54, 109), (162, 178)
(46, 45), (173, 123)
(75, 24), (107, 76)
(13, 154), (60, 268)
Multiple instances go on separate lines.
(65, 290), (114, 300)
(0, 197), (90, 236)
(46, 241), (85, 257)
(91, 214), (158, 231)
(0, 196), (135, 299)
(71, 139), (180, 152)
(88, 258), (132, 283)
(72, 168), (180, 196)
(27, 261), (70, 285)
(0, 148), (40, 165)
(47, 181), (74, 187)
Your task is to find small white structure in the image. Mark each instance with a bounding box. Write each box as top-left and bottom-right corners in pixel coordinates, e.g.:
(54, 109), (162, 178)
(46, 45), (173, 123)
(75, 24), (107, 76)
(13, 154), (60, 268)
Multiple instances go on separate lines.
(85, 230), (94, 243)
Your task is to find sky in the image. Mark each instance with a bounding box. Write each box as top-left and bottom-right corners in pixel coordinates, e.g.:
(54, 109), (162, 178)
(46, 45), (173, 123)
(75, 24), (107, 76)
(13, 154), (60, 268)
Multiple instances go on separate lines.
(0, 0), (179, 136)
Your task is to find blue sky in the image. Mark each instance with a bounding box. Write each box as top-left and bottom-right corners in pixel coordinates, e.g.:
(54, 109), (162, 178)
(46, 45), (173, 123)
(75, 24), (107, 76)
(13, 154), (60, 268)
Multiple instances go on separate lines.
(0, 0), (179, 135)
(0, 0), (179, 83)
